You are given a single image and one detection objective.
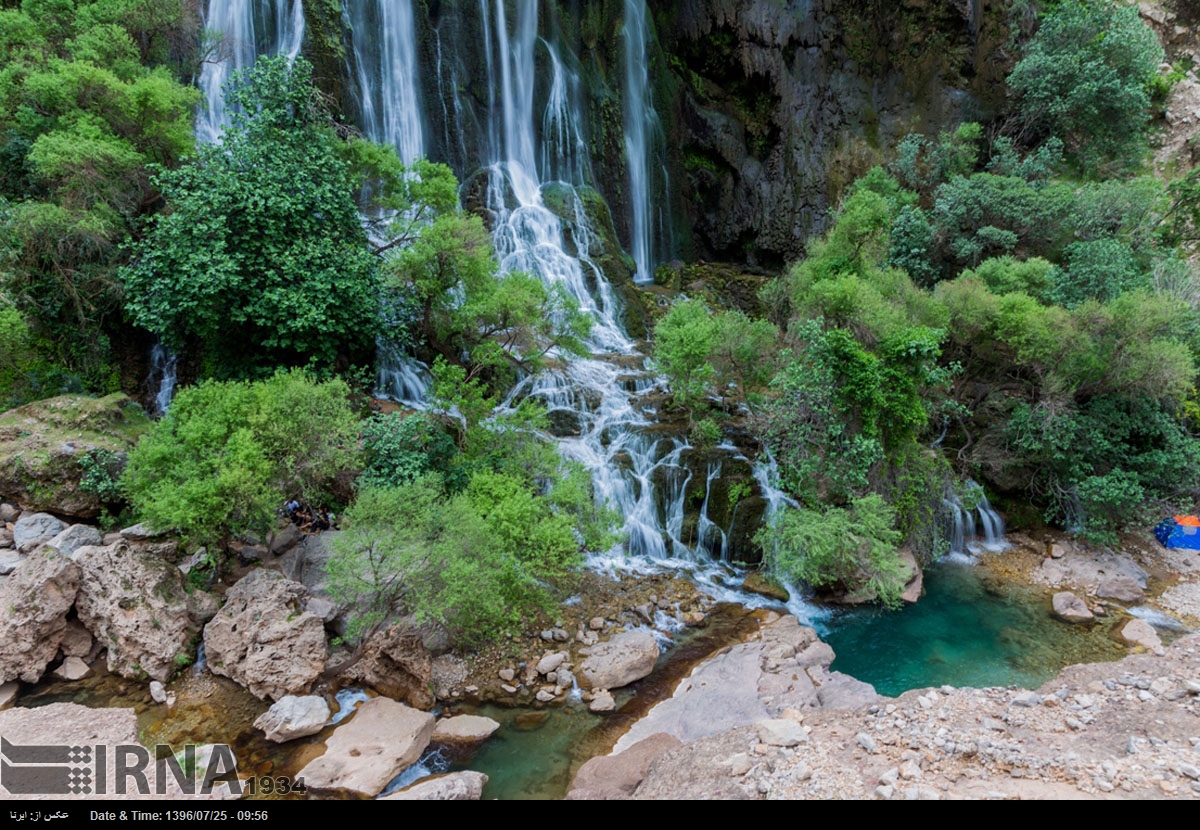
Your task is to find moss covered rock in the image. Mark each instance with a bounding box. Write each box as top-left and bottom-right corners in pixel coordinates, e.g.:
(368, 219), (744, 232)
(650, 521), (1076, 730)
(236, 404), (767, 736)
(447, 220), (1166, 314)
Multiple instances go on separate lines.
(0, 393), (152, 518)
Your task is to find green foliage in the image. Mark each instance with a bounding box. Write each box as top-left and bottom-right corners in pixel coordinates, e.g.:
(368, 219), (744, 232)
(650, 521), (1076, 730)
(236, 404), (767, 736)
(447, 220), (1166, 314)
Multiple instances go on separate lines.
(690, 417), (721, 448)
(78, 447), (123, 502)
(1007, 396), (1200, 540)
(122, 370), (361, 550)
(122, 56), (380, 377)
(709, 310), (778, 405)
(1007, 0), (1163, 172)
(653, 298), (718, 416)
(327, 470), (587, 649)
(0, 0), (199, 385)
(1047, 238), (1145, 307)
(381, 169), (592, 385)
(359, 411), (459, 491)
(757, 494), (905, 608)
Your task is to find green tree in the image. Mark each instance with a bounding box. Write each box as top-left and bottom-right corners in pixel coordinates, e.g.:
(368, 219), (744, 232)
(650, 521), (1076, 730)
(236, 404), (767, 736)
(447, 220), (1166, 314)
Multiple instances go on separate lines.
(1007, 0), (1163, 172)
(122, 56), (380, 377)
(122, 370), (361, 551)
(653, 298), (718, 418)
(0, 0), (199, 387)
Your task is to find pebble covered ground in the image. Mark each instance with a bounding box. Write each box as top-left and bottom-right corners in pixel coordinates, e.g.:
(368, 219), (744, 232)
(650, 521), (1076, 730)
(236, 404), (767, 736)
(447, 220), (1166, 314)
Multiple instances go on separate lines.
(633, 633), (1200, 800)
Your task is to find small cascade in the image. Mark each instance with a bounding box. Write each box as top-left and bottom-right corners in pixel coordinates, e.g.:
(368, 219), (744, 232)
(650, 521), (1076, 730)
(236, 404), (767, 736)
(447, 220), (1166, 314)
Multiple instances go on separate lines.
(942, 480), (1008, 557)
(196, 0), (306, 143)
(345, 0), (425, 164)
(192, 643), (208, 676)
(373, 339), (431, 409)
(621, 0), (669, 283)
(331, 688), (371, 725)
(147, 341), (177, 416)
(695, 460), (728, 560)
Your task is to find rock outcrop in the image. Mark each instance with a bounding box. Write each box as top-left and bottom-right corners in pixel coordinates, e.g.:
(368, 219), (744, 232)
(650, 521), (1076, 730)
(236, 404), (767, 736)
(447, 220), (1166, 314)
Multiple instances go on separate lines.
(73, 541), (202, 682)
(0, 546), (80, 683)
(579, 630), (661, 690)
(339, 624), (433, 709)
(612, 614), (876, 754)
(298, 697), (436, 797)
(203, 569), (327, 700)
(0, 393), (151, 519)
(567, 733), (684, 800)
(431, 714), (500, 746)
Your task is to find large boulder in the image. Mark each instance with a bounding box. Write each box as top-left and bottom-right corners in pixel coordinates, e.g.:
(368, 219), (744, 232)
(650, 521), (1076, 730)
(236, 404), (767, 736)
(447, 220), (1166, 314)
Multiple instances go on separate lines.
(579, 631), (661, 690)
(431, 715), (500, 746)
(203, 569), (327, 700)
(339, 624), (433, 709)
(253, 695), (331, 743)
(0, 546), (80, 683)
(0, 393), (151, 519)
(47, 524), (103, 558)
(298, 697), (436, 797)
(73, 541), (202, 682)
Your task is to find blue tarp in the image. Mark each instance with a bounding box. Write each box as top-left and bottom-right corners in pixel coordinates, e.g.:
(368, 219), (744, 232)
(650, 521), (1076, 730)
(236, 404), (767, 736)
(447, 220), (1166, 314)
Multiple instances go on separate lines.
(1155, 517), (1200, 550)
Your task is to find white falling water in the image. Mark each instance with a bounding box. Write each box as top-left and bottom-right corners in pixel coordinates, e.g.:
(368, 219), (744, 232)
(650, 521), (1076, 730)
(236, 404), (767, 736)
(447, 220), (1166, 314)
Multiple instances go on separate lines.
(346, 0), (425, 164)
(196, 0), (306, 144)
(622, 0), (661, 284)
(148, 341), (177, 416)
(942, 480), (1008, 558)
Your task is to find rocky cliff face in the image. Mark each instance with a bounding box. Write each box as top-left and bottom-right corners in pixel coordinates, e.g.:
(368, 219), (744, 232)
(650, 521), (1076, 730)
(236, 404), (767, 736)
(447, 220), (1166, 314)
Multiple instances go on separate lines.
(299, 0), (1018, 276)
(658, 0), (1015, 267)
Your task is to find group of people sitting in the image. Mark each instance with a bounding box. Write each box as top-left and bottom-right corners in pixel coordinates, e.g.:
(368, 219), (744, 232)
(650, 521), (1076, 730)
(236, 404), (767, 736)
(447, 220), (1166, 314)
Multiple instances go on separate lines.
(284, 499), (338, 533)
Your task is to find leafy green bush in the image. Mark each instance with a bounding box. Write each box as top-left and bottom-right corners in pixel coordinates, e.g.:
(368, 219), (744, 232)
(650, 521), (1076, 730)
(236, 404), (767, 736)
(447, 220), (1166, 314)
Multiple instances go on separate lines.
(327, 471), (586, 649)
(756, 495), (905, 608)
(653, 298), (718, 417)
(122, 370), (361, 550)
(1007, 0), (1163, 172)
(359, 411), (458, 490)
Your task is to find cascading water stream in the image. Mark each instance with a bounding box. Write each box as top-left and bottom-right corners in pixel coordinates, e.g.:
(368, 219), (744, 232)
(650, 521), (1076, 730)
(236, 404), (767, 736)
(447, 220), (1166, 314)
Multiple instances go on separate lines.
(196, 0), (306, 144)
(345, 0), (425, 165)
(147, 341), (178, 417)
(942, 480), (1009, 558)
(621, 0), (667, 283)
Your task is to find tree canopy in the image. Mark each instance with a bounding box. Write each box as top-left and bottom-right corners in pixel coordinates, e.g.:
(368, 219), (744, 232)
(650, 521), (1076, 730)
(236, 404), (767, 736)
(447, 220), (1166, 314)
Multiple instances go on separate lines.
(121, 55), (381, 378)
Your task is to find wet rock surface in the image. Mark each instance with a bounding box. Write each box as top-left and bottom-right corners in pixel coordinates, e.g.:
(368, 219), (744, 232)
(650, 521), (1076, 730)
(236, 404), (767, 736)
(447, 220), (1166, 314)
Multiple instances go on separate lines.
(298, 697), (436, 797)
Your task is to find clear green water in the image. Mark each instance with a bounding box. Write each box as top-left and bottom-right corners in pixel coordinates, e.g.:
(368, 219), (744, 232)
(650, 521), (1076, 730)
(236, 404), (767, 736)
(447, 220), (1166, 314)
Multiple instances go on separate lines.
(821, 560), (1127, 697)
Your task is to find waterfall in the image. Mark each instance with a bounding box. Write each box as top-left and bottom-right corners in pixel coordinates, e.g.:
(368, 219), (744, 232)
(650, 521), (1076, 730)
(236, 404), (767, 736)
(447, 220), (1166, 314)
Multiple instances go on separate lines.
(622, 0), (665, 283)
(147, 342), (178, 416)
(345, 0), (425, 163)
(374, 339), (432, 410)
(196, 0), (306, 144)
(942, 481), (1008, 558)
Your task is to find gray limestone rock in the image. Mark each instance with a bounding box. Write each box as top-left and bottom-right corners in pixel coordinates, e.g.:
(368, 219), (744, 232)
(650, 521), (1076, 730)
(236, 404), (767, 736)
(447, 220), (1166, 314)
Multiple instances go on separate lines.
(14, 513), (66, 553)
(1052, 591), (1094, 623)
(298, 697), (435, 797)
(254, 695), (331, 742)
(0, 546), (80, 684)
(203, 569), (327, 700)
(579, 631), (660, 690)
